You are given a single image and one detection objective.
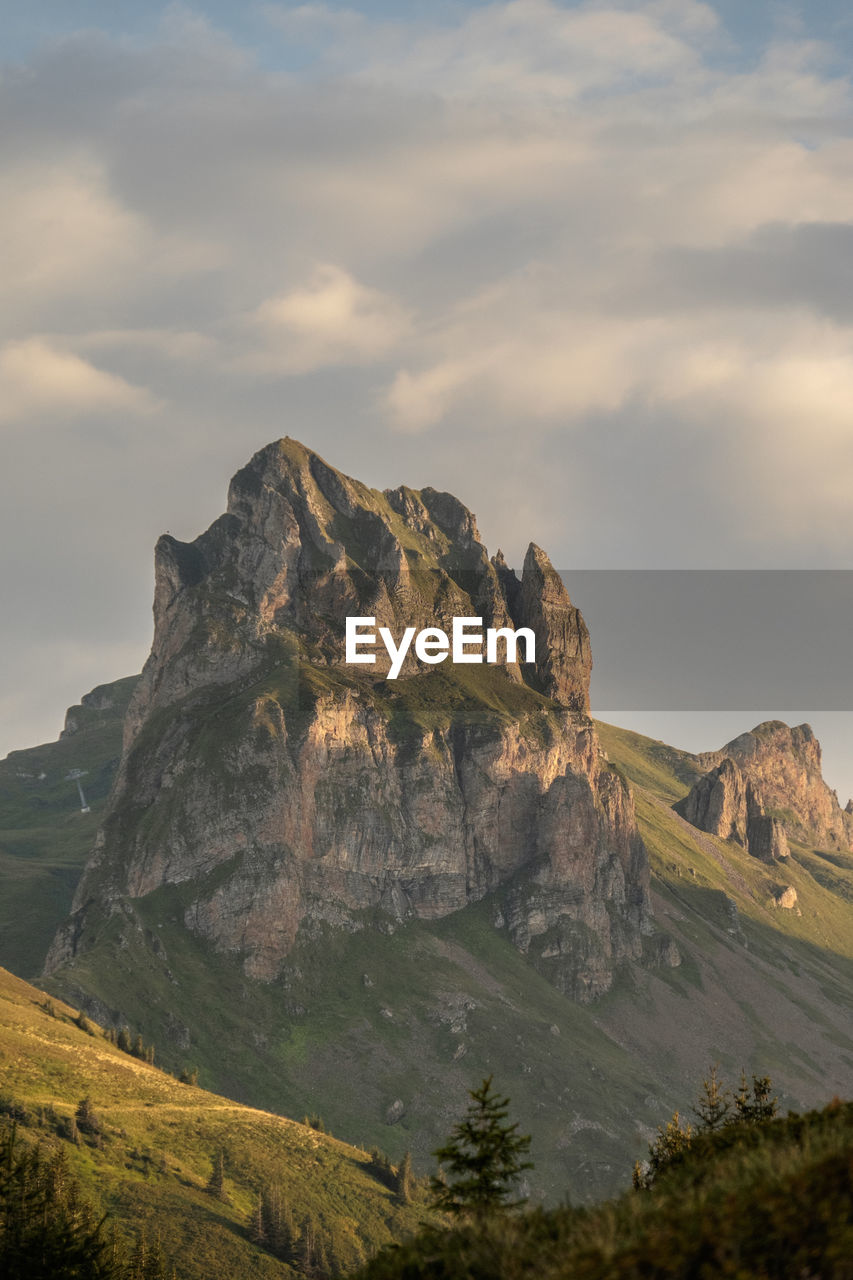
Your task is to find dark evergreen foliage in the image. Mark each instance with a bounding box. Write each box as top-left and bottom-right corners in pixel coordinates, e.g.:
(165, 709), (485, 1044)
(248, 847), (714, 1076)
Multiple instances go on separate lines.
(429, 1076), (532, 1221)
(396, 1150), (413, 1204)
(636, 1067), (782, 1189)
(206, 1149), (228, 1202)
(359, 1097), (853, 1280)
(0, 1121), (122, 1278)
(75, 1097), (101, 1137)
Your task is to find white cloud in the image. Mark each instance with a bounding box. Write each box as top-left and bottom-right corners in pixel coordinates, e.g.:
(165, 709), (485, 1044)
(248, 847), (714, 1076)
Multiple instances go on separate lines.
(0, 338), (155, 426)
(239, 264), (412, 374)
(0, 160), (144, 319)
(8, 1), (853, 757)
(265, 0), (711, 99)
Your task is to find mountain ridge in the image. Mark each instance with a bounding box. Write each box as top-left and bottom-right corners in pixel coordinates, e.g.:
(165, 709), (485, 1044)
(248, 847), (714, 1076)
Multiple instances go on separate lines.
(46, 438), (659, 1003)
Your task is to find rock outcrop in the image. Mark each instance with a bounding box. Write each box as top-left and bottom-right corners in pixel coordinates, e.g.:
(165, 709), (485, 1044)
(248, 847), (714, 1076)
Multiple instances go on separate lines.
(46, 440), (666, 1001)
(679, 720), (851, 856)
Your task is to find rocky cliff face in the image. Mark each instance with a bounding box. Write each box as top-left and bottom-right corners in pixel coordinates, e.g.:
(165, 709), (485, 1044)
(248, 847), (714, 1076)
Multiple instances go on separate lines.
(46, 439), (663, 1001)
(679, 721), (852, 855)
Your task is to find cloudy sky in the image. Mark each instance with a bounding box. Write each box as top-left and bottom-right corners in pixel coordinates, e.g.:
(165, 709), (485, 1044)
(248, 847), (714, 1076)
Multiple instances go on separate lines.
(3, 0), (853, 793)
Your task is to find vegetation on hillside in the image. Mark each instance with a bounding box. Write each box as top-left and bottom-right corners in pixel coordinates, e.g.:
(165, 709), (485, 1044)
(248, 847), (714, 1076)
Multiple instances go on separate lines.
(0, 675), (137, 977)
(0, 966), (431, 1279)
(359, 1072), (853, 1280)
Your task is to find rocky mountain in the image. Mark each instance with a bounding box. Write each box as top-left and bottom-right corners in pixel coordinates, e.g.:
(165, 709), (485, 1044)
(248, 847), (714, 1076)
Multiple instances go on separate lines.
(678, 721), (853, 856)
(46, 439), (660, 1003)
(27, 440), (853, 1204)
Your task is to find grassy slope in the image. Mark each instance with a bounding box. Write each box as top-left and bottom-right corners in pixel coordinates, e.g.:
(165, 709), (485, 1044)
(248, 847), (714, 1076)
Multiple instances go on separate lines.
(594, 719), (853, 1122)
(357, 1100), (853, 1279)
(6, 695), (853, 1214)
(45, 888), (666, 1207)
(0, 965), (428, 1279)
(0, 676), (137, 978)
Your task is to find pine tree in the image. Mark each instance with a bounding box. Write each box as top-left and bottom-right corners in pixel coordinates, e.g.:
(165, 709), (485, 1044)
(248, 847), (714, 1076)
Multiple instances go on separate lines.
(693, 1064), (731, 1131)
(299, 1214), (317, 1274)
(734, 1072), (778, 1123)
(640, 1110), (693, 1187)
(206, 1149), (227, 1202)
(0, 1121), (123, 1277)
(117, 1027), (132, 1054)
(429, 1076), (533, 1222)
(248, 1192), (266, 1247)
(396, 1149), (413, 1204)
(76, 1096), (101, 1136)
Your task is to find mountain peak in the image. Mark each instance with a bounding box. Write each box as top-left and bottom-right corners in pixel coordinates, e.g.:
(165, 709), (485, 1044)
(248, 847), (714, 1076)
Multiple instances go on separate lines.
(46, 438), (657, 1003)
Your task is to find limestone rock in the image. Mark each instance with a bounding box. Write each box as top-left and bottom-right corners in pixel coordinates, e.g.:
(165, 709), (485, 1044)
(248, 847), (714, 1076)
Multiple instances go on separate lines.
(385, 1099), (405, 1125)
(46, 438), (659, 1004)
(679, 758), (748, 845)
(746, 813), (789, 864)
(517, 543), (591, 712)
(695, 722), (853, 852)
(775, 885), (798, 910)
(679, 720), (849, 857)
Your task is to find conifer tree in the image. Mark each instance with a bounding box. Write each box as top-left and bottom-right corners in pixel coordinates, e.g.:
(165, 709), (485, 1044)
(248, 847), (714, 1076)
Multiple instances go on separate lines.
(248, 1192), (267, 1247)
(0, 1121), (123, 1277)
(693, 1064), (731, 1131)
(429, 1076), (532, 1222)
(396, 1149), (413, 1204)
(299, 1214), (317, 1274)
(76, 1096), (100, 1134)
(639, 1110), (693, 1188)
(206, 1149), (227, 1201)
(734, 1072), (778, 1123)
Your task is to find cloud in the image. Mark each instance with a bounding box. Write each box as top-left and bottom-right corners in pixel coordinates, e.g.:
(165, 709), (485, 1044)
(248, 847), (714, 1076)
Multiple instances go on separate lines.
(0, 338), (155, 426)
(239, 264), (412, 374)
(6, 0), (853, 765)
(264, 0), (715, 99)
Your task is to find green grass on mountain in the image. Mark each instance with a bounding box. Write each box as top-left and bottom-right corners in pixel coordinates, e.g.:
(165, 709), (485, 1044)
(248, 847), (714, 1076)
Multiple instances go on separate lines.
(0, 677), (138, 978)
(594, 720), (703, 802)
(43, 888), (666, 1207)
(590, 719), (853, 1129)
(356, 1098), (853, 1279)
(0, 965), (428, 1279)
(6, 688), (853, 1227)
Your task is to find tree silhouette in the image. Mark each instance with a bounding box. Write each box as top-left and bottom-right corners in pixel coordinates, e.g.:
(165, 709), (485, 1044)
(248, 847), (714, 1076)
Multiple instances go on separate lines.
(429, 1076), (532, 1222)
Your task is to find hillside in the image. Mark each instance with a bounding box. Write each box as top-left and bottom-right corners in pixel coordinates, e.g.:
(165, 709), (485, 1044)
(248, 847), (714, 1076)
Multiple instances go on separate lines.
(2, 440), (851, 1210)
(0, 676), (137, 978)
(0, 965), (427, 1278)
(594, 719), (853, 1115)
(32, 718), (853, 1206)
(356, 1094), (853, 1279)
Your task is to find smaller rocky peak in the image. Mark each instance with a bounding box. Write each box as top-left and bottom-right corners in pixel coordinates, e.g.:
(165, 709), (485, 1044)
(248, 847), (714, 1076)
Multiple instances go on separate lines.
(383, 485), (433, 532)
(678, 759), (791, 863)
(491, 549), (522, 619)
(152, 534), (209, 616)
(418, 487), (481, 548)
(691, 718), (852, 852)
(677, 757), (748, 845)
(518, 544), (591, 712)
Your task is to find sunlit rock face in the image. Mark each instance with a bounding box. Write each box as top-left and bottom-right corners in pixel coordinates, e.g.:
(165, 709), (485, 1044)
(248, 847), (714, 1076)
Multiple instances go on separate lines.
(680, 721), (852, 857)
(47, 439), (659, 1001)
